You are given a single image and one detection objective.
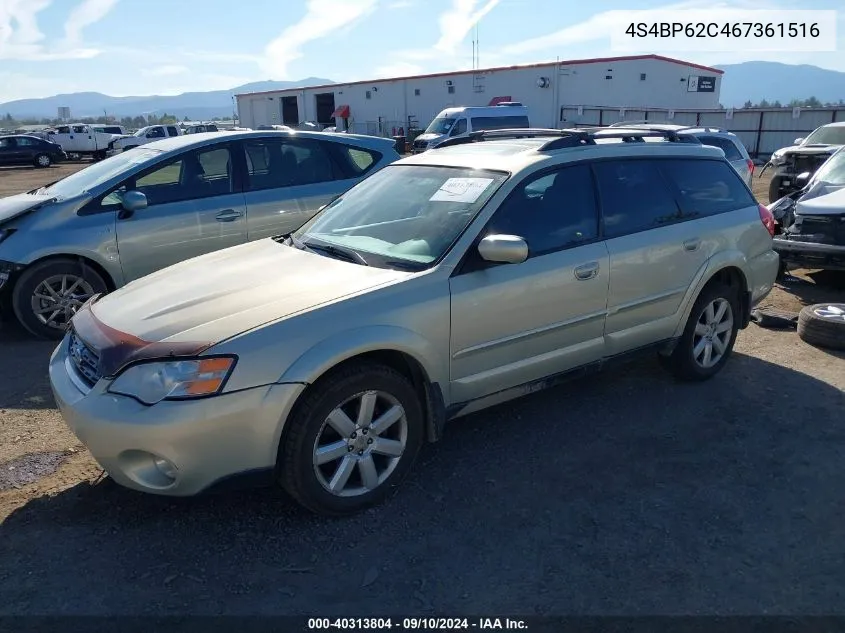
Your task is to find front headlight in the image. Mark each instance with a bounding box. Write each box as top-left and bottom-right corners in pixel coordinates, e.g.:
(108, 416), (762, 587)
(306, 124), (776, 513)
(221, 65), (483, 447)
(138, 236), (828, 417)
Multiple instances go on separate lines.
(108, 356), (236, 405)
(771, 151), (787, 166)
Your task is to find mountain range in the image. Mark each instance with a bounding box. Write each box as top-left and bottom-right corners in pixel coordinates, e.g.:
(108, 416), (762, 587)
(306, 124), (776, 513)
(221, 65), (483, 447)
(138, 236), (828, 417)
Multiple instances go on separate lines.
(0, 78), (334, 120)
(1, 61), (844, 119)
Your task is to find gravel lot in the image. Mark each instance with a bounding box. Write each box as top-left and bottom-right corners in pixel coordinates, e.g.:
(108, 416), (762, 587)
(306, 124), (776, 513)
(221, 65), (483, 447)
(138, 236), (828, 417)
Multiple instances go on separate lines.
(0, 160), (844, 616)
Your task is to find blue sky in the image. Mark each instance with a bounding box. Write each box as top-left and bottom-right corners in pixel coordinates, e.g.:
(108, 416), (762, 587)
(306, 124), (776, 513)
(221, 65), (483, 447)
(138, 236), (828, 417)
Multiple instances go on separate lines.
(0, 0), (842, 101)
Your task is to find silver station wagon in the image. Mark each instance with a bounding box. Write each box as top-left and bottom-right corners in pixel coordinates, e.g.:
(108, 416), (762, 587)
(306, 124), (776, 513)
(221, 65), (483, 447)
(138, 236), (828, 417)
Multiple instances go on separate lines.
(49, 128), (780, 516)
(0, 130), (399, 339)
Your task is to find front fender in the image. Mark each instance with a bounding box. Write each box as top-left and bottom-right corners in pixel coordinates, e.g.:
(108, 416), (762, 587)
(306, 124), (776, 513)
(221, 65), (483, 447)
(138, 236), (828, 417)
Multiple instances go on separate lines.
(672, 250), (750, 338)
(278, 324), (447, 389)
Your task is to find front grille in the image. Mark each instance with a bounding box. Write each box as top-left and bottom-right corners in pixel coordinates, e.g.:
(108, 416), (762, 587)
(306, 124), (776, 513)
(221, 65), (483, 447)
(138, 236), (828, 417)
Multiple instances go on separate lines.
(68, 330), (102, 387)
(787, 214), (845, 245)
(413, 139), (427, 149)
(789, 154), (830, 176)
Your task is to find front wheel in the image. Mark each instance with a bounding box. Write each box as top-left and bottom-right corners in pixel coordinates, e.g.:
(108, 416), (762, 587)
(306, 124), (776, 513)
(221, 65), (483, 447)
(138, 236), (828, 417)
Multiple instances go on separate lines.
(12, 259), (108, 340)
(278, 362), (425, 516)
(660, 283), (740, 381)
(33, 153), (51, 168)
(768, 175), (783, 204)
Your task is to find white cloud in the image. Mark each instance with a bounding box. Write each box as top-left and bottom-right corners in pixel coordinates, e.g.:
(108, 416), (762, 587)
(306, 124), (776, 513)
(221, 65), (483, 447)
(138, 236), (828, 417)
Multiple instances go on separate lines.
(435, 0), (500, 54)
(142, 65), (189, 77)
(0, 0), (118, 61)
(387, 0), (414, 8)
(262, 0), (377, 78)
(63, 0), (118, 44)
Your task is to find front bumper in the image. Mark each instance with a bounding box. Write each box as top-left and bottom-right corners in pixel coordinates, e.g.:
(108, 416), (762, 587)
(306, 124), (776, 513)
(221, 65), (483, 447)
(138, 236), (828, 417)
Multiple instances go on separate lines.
(49, 336), (306, 496)
(773, 238), (845, 271)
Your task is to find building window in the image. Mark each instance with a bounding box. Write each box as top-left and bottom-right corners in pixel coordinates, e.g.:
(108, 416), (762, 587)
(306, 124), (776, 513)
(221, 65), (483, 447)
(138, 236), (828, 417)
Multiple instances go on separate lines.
(605, 75), (612, 80)
(640, 73), (647, 81)
(365, 90), (372, 99)
(447, 86), (455, 94)
(414, 88), (420, 96)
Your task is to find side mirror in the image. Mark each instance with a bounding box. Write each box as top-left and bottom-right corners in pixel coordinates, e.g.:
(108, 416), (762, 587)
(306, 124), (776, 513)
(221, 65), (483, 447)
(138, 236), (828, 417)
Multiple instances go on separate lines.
(794, 137), (805, 145)
(796, 171), (812, 187)
(478, 234), (528, 264)
(121, 190), (148, 212)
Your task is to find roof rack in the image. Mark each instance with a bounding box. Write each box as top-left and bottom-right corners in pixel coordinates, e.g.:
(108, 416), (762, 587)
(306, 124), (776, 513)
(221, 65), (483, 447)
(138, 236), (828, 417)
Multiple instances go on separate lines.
(434, 127), (701, 151)
(608, 121), (729, 134)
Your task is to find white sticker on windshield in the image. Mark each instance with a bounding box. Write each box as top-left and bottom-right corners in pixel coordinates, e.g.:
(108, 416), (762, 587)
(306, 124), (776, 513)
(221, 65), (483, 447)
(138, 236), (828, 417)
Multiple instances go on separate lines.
(429, 177), (494, 203)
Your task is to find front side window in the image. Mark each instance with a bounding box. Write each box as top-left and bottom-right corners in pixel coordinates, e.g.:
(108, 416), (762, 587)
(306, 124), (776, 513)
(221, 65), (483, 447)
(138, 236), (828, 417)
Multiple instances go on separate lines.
(594, 160), (681, 238)
(146, 127), (165, 139)
(72, 126), (86, 134)
(294, 165), (508, 267)
(132, 146), (233, 206)
(244, 139), (336, 191)
(486, 164), (599, 257)
(451, 119), (467, 136)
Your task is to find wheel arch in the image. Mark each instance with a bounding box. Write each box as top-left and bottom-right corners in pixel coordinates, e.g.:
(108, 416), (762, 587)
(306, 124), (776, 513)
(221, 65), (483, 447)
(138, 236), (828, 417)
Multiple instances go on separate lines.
(14, 253), (117, 293)
(673, 255), (751, 339)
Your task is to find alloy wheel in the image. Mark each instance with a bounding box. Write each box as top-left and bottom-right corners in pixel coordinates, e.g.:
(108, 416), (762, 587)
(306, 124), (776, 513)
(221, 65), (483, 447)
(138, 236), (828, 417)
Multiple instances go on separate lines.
(692, 297), (734, 369)
(30, 274), (95, 329)
(312, 390), (408, 497)
(37, 155), (50, 167)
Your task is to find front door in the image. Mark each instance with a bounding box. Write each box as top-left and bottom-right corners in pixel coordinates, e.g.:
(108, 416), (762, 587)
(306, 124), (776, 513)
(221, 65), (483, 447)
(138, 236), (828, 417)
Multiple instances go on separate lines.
(449, 164), (610, 404)
(593, 158), (710, 355)
(242, 137), (348, 240)
(115, 143), (247, 281)
(0, 137), (22, 164)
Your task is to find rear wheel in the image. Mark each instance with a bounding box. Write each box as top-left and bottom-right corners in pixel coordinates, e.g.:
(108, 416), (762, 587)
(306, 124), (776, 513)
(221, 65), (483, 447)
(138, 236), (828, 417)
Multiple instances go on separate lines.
(660, 283), (740, 381)
(278, 362), (425, 516)
(33, 153), (51, 168)
(12, 259), (108, 340)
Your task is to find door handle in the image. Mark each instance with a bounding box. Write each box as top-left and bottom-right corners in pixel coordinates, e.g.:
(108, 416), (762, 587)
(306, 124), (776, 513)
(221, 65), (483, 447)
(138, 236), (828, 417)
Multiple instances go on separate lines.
(683, 238), (701, 251)
(216, 209), (244, 222)
(574, 262), (599, 281)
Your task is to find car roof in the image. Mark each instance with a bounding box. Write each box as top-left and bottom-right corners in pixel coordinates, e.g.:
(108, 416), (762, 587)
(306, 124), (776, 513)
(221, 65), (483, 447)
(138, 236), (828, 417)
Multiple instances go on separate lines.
(819, 122), (845, 128)
(141, 129), (398, 153)
(396, 135), (725, 174)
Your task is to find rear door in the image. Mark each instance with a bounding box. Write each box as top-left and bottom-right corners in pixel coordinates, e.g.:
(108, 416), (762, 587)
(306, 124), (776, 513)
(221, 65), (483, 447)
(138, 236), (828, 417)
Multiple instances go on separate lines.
(242, 137), (369, 240)
(114, 142), (247, 281)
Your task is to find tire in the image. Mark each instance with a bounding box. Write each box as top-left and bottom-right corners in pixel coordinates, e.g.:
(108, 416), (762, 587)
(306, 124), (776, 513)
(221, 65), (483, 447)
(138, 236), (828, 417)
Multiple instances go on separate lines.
(12, 259), (108, 340)
(797, 303), (845, 351)
(768, 175), (783, 204)
(33, 153), (51, 168)
(660, 282), (740, 381)
(93, 150), (107, 161)
(279, 361), (425, 516)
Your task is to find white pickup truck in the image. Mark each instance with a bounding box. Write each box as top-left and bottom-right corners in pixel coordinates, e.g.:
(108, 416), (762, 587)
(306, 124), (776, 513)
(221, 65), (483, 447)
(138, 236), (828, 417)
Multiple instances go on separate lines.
(49, 124), (125, 160)
(112, 124), (183, 151)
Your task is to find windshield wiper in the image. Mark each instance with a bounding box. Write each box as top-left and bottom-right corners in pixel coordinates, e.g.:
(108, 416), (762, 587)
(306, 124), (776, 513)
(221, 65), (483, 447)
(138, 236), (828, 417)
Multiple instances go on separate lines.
(384, 260), (426, 271)
(303, 241), (370, 266)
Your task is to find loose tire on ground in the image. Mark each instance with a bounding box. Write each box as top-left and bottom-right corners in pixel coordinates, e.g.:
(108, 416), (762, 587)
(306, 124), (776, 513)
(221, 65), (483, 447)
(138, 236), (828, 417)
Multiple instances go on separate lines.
(659, 282), (741, 382)
(278, 361), (425, 516)
(12, 258), (108, 340)
(797, 303), (845, 351)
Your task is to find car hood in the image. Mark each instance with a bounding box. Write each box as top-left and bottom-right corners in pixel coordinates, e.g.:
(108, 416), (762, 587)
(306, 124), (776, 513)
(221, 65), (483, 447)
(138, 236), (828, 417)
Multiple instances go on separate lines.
(785, 144), (842, 156)
(0, 193), (57, 226)
(416, 133), (445, 143)
(796, 185), (845, 216)
(88, 238), (411, 344)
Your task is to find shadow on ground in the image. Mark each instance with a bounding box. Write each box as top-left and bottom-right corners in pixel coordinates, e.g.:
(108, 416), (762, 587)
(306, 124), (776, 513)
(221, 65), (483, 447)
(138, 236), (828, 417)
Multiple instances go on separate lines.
(0, 320), (58, 411)
(1, 352), (843, 616)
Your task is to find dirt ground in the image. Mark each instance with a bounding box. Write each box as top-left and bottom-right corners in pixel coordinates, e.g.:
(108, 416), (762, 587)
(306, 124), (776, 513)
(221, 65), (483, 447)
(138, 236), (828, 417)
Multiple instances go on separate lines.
(0, 160), (844, 616)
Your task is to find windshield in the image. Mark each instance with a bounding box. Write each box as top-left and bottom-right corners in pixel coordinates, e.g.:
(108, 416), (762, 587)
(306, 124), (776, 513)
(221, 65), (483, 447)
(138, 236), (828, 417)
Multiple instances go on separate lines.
(293, 164), (508, 268)
(424, 117), (455, 135)
(803, 126), (845, 146)
(40, 147), (160, 198)
(811, 150), (845, 185)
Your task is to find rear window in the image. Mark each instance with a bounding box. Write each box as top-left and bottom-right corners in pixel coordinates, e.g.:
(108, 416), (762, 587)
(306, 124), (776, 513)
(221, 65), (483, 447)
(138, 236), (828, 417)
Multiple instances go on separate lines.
(660, 159), (757, 217)
(698, 135), (743, 160)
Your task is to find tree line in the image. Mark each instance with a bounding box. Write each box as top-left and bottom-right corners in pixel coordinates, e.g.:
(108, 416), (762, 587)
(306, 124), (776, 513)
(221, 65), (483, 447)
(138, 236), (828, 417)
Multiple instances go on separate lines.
(740, 97), (845, 108)
(2, 113), (234, 128)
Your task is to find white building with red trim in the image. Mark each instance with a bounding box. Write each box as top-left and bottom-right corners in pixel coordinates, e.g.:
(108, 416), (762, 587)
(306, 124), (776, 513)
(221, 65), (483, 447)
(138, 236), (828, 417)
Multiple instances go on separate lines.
(235, 54), (723, 134)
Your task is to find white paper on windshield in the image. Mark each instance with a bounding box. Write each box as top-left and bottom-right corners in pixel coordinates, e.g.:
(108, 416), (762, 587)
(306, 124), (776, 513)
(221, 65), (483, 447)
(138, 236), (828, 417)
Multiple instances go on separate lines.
(430, 177), (494, 203)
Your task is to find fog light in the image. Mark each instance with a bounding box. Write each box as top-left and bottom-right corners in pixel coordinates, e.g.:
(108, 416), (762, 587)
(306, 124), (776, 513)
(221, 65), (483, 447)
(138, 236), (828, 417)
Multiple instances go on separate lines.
(153, 456), (178, 480)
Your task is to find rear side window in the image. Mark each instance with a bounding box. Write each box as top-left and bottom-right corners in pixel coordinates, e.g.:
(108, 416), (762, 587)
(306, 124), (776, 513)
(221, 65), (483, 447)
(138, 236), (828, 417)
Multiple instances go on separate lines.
(470, 115), (529, 131)
(167, 126), (180, 136)
(659, 159), (757, 217)
(698, 135), (743, 160)
(243, 138), (337, 191)
(594, 160), (682, 238)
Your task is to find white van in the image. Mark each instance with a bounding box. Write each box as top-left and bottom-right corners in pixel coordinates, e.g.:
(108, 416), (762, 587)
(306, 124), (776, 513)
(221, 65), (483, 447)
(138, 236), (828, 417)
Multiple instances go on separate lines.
(412, 103), (530, 152)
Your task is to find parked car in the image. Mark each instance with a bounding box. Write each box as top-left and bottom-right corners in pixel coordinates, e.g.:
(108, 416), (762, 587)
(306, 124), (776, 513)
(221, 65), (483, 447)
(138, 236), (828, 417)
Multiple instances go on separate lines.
(763, 122), (845, 202)
(92, 125), (128, 136)
(49, 124), (124, 160)
(0, 134), (67, 168)
(257, 125), (293, 131)
(0, 130), (400, 338)
(112, 125), (182, 151)
(769, 145), (845, 273)
(610, 122), (755, 187)
(48, 127), (779, 516)
(412, 103), (531, 152)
